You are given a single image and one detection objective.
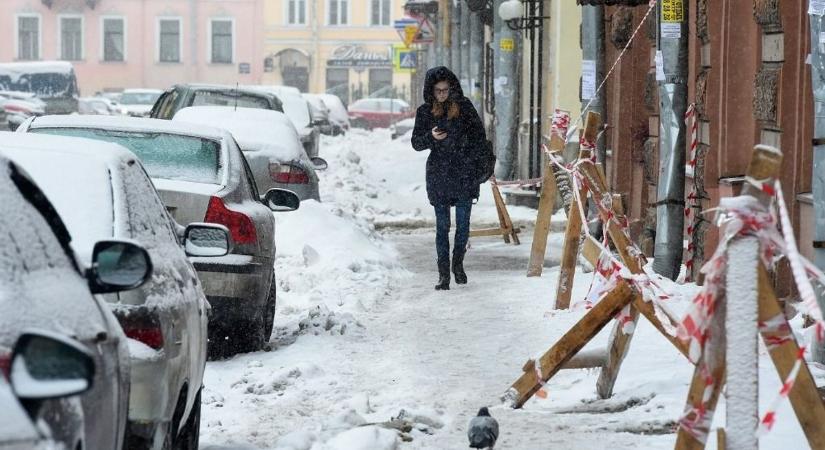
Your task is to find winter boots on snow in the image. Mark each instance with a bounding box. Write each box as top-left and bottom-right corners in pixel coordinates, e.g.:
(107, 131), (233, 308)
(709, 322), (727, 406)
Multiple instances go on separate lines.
(452, 251), (467, 285)
(435, 259), (451, 290)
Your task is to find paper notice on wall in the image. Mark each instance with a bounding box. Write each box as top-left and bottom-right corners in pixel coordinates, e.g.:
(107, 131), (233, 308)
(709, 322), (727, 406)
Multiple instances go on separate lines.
(581, 60), (596, 100)
(810, 0), (825, 16)
(655, 51), (666, 81)
(661, 23), (681, 39)
(494, 76), (509, 95)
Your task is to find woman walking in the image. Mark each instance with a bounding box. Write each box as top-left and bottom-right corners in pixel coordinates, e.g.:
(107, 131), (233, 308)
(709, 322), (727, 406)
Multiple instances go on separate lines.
(411, 66), (487, 290)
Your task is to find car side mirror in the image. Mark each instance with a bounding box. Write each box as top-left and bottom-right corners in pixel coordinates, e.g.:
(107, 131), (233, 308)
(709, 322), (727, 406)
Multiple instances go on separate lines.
(263, 188), (300, 212)
(87, 240), (153, 294)
(10, 330), (95, 405)
(184, 223), (232, 257)
(311, 157), (328, 171)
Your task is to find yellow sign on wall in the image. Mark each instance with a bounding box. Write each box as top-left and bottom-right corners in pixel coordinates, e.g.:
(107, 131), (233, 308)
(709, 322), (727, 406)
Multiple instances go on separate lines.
(404, 25), (418, 48)
(661, 0), (684, 22)
(500, 38), (514, 52)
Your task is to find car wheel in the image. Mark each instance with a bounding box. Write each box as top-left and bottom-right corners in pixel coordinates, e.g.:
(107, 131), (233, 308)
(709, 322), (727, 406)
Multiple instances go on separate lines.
(263, 276), (277, 341)
(174, 389), (201, 450)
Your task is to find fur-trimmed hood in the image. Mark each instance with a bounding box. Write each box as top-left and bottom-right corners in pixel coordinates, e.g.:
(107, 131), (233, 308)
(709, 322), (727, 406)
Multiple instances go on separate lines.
(423, 66), (464, 104)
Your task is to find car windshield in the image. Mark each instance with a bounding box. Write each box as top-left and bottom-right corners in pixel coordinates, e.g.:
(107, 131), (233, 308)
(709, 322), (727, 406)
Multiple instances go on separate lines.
(32, 127), (224, 184)
(0, 72), (75, 98)
(192, 91), (270, 109)
(119, 92), (161, 105)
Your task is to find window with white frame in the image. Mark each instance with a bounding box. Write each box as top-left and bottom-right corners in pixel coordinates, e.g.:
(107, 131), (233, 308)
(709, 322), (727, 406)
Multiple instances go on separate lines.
(17, 15), (40, 60)
(371, 0), (391, 26)
(158, 19), (181, 62)
(327, 0), (348, 26)
(60, 17), (82, 60)
(288, 0), (307, 25)
(102, 18), (125, 61)
(210, 19), (233, 63)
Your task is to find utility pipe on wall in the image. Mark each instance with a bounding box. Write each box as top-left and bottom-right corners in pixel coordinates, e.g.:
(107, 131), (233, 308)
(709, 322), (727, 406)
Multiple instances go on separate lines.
(652, 0), (688, 280)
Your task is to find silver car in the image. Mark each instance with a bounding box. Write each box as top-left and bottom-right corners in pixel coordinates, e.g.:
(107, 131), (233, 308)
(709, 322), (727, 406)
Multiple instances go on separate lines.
(5, 129), (231, 448)
(1, 331), (98, 450)
(173, 105), (327, 201)
(0, 139), (153, 450)
(245, 86), (321, 158)
(20, 115), (299, 357)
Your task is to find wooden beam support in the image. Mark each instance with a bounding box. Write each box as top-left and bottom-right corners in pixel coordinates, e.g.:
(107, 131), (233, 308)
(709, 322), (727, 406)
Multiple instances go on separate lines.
(504, 280), (634, 408)
(527, 112), (569, 277)
(553, 112), (601, 309)
(469, 227), (521, 238)
(758, 265), (825, 449)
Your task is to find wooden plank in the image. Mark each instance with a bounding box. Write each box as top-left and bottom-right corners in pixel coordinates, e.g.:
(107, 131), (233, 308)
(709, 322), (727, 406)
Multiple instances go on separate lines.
(469, 227), (521, 237)
(560, 347), (608, 369)
(596, 300), (641, 399)
(554, 185), (588, 309)
(491, 183), (511, 244)
(552, 112), (602, 308)
(757, 265), (825, 449)
(675, 295), (727, 450)
(494, 183), (520, 245)
(527, 149), (564, 275)
(504, 280), (635, 408)
(581, 235), (603, 267)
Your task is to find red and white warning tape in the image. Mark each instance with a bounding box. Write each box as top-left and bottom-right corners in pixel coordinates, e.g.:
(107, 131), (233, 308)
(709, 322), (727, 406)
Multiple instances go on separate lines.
(490, 176), (544, 188)
(684, 104), (699, 282)
(676, 177), (825, 441)
(550, 109), (571, 141)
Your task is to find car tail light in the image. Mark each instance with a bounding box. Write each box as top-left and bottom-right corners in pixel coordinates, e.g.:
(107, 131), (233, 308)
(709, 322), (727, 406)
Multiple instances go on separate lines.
(124, 326), (164, 350)
(269, 163), (309, 184)
(0, 351), (10, 379)
(204, 196), (258, 245)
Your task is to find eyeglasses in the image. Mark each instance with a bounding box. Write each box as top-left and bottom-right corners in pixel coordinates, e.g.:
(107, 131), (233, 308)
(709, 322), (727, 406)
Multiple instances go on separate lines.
(434, 87), (450, 95)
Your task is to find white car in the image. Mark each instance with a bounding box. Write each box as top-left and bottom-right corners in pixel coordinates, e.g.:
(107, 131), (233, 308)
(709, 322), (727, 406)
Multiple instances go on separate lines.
(118, 88), (163, 117)
(173, 106), (327, 201)
(308, 93), (350, 134)
(3, 131), (230, 449)
(246, 85), (321, 158)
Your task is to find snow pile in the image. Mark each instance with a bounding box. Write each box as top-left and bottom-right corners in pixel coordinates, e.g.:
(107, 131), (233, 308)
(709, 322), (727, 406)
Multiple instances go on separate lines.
(317, 129), (546, 230)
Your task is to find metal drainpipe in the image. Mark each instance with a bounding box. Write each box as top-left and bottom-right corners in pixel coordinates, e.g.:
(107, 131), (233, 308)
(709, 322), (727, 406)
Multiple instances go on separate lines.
(452, 1), (461, 73)
(494, 0), (520, 179)
(651, 1), (688, 280)
(534, 0), (545, 180)
(528, 4), (536, 179)
(461, 3), (471, 93)
(809, 12), (825, 363)
(581, 4), (606, 237)
(470, 8), (484, 114)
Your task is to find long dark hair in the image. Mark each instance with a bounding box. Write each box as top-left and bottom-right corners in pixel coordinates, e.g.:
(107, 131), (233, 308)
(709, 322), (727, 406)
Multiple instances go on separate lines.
(432, 100), (459, 120)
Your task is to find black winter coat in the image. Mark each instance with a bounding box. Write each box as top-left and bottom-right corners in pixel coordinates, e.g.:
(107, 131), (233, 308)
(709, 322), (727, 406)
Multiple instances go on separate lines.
(411, 66), (487, 206)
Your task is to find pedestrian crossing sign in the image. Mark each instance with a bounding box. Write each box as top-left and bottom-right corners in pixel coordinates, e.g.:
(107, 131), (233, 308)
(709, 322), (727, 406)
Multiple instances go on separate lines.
(392, 44), (416, 74)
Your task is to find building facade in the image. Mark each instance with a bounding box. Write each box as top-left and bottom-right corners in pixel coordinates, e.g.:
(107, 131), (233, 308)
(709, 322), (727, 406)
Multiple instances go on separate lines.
(1, 0), (266, 95)
(263, 0), (412, 103)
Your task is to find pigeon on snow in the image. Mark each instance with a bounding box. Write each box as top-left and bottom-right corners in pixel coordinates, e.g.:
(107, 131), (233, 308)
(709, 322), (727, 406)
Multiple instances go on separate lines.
(468, 407), (499, 449)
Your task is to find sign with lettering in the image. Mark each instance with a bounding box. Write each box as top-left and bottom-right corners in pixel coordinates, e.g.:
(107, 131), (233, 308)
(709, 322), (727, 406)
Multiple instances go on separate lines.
(327, 45), (391, 68)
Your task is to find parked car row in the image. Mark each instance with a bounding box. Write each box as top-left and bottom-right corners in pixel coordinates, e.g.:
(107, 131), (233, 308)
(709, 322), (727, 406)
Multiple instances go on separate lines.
(1, 101), (303, 447)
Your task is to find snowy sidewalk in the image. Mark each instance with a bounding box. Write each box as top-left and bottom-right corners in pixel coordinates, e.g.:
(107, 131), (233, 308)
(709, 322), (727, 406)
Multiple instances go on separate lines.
(199, 130), (819, 449)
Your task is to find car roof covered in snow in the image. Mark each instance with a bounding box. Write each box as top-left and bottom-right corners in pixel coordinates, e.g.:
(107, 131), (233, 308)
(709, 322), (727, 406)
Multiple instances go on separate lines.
(27, 114), (230, 141)
(0, 132), (143, 259)
(122, 88), (163, 94)
(0, 61), (74, 78)
(244, 85), (311, 129)
(172, 106), (307, 162)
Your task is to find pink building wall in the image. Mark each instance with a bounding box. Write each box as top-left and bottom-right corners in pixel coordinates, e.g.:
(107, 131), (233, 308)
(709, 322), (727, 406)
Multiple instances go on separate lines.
(1, 0), (265, 95)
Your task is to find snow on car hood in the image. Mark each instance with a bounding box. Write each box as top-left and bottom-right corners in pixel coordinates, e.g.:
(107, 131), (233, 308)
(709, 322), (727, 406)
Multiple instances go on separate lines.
(173, 106), (308, 163)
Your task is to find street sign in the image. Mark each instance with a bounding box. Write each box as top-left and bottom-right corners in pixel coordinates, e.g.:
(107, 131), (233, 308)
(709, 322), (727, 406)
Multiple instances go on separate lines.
(238, 62), (251, 74)
(414, 18), (434, 43)
(392, 44), (416, 74)
(404, 25), (418, 47)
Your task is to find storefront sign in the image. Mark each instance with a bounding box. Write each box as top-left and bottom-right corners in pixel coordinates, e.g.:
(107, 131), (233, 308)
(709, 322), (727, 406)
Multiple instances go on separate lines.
(327, 45), (391, 68)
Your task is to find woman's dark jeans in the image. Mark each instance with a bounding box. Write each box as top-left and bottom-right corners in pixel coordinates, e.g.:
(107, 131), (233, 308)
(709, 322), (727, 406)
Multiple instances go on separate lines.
(434, 199), (473, 266)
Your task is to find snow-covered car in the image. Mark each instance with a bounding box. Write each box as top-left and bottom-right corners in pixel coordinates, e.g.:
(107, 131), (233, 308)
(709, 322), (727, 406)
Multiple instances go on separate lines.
(390, 118), (415, 140)
(4, 128), (232, 448)
(173, 106), (327, 202)
(117, 89), (162, 117)
(302, 94), (335, 135)
(0, 137), (155, 450)
(1, 331), (97, 449)
(1, 92), (45, 131)
(307, 93), (350, 135)
(348, 98), (413, 130)
(0, 61), (79, 115)
(20, 115), (300, 358)
(78, 97), (116, 115)
(246, 85), (321, 158)
(149, 83), (284, 119)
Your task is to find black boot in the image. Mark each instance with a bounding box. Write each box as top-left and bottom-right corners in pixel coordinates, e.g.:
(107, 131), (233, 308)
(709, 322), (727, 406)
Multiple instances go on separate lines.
(435, 258), (450, 290)
(452, 251), (467, 284)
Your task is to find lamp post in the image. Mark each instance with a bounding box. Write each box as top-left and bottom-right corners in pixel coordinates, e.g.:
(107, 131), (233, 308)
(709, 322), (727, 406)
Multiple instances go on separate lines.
(498, 0), (549, 180)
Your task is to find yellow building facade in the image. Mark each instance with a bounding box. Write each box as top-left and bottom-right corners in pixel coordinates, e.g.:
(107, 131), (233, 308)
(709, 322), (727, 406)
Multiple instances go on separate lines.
(263, 0), (413, 104)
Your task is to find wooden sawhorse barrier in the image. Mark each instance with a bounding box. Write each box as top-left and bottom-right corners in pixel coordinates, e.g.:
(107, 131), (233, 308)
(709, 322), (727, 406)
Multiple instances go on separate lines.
(502, 112), (691, 409)
(469, 180), (521, 244)
(674, 145), (825, 449)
